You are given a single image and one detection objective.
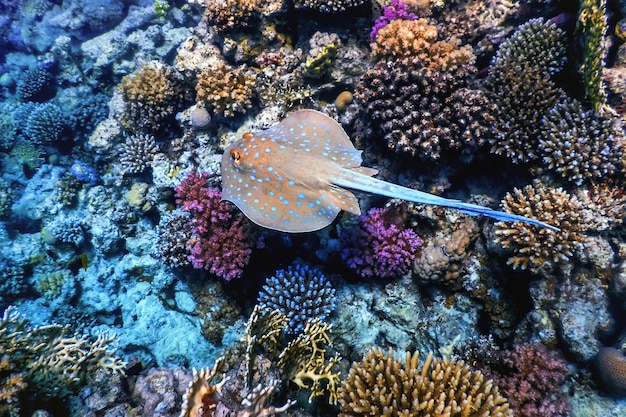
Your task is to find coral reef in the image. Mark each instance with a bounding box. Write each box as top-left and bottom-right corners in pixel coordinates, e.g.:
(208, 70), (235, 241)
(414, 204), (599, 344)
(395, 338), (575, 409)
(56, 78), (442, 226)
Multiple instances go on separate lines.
(293, 0), (369, 13)
(370, 0), (417, 42)
(24, 102), (66, 146)
(0, 179), (14, 219)
(157, 211), (194, 269)
(175, 171), (260, 280)
(15, 67), (54, 102)
(539, 98), (624, 185)
(596, 347), (626, 396)
(340, 206), (421, 278)
(117, 133), (159, 175)
(485, 18), (566, 163)
(257, 264), (336, 334)
(0, 306), (126, 399)
(203, 0), (262, 33)
(338, 347), (512, 416)
(576, 0), (608, 112)
(195, 62), (257, 118)
(495, 181), (586, 274)
(117, 61), (190, 133)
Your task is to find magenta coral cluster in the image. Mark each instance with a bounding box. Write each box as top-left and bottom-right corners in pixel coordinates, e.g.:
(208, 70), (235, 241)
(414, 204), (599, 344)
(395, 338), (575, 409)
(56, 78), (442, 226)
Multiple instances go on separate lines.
(175, 171), (260, 281)
(370, 0), (417, 42)
(340, 206), (421, 279)
(487, 343), (570, 417)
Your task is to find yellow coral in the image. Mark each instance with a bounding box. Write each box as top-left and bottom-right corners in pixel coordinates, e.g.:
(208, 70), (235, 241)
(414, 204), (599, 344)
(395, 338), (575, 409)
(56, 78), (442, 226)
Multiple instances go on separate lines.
(495, 181), (587, 274)
(372, 18), (475, 72)
(338, 348), (512, 417)
(195, 62), (256, 117)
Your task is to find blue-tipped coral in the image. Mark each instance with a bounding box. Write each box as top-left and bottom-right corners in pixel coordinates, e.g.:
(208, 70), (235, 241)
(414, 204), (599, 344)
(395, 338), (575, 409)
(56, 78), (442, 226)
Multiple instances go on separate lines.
(257, 264), (336, 334)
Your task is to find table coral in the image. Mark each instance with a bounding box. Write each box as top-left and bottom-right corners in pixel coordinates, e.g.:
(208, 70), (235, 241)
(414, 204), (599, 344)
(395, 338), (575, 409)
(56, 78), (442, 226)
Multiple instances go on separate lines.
(495, 181), (586, 274)
(340, 206), (422, 279)
(174, 171), (260, 280)
(195, 62), (256, 118)
(337, 347), (512, 417)
(257, 263), (336, 334)
(118, 61), (190, 133)
(539, 98), (624, 185)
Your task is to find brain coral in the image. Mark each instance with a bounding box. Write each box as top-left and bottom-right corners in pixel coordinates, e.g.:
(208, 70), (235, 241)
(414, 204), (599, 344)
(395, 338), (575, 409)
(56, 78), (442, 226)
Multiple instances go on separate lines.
(495, 181), (586, 274)
(338, 348), (512, 417)
(257, 264), (336, 334)
(596, 347), (626, 396)
(485, 18), (567, 163)
(539, 98), (624, 185)
(118, 61), (190, 133)
(195, 62), (256, 118)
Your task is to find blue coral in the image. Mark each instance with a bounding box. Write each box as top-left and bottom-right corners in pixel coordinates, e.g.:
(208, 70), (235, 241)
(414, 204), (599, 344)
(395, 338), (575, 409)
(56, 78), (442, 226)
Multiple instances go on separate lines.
(257, 264), (336, 334)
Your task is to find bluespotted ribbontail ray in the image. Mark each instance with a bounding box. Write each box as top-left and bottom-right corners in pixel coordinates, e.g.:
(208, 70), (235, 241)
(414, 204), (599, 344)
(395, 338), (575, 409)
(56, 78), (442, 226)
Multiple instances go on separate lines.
(221, 109), (559, 233)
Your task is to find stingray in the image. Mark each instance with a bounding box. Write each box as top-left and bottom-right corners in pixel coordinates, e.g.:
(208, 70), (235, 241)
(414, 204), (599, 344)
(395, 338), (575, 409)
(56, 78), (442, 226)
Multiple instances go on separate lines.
(221, 109), (559, 233)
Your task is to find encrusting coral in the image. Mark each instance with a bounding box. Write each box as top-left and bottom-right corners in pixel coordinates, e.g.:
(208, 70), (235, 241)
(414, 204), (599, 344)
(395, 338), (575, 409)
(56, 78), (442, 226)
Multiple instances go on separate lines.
(118, 61), (190, 133)
(337, 347), (512, 416)
(495, 181), (586, 274)
(596, 347), (626, 396)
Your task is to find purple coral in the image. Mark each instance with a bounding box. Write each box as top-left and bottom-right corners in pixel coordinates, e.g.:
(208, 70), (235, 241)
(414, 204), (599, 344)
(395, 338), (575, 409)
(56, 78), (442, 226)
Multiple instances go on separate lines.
(340, 206), (421, 279)
(370, 0), (417, 42)
(175, 171), (260, 281)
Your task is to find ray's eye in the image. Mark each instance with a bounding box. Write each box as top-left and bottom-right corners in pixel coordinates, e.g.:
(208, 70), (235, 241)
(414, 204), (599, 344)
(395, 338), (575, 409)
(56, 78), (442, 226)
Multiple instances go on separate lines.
(231, 149), (242, 167)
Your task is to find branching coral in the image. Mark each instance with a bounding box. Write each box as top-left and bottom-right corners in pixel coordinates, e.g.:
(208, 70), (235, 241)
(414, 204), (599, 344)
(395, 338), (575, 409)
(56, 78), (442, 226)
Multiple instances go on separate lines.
(495, 181), (586, 274)
(257, 264), (336, 334)
(340, 206), (422, 278)
(175, 171), (260, 280)
(16, 67), (54, 102)
(485, 18), (567, 163)
(370, 0), (417, 42)
(118, 61), (190, 133)
(0, 306), (126, 400)
(338, 348), (512, 416)
(293, 0), (369, 13)
(195, 62), (256, 118)
(117, 133), (159, 175)
(203, 0), (262, 33)
(539, 98), (624, 185)
(24, 102), (66, 146)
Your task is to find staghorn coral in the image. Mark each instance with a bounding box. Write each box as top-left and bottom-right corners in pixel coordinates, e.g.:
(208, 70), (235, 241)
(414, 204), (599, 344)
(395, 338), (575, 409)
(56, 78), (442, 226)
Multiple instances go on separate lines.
(495, 181), (586, 274)
(337, 347), (512, 417)
(0, 306), (126, 399)
(340, 206), (422, 278)
(118, 61), (190, 133)
(485, 18), (567, 163)
(596, 347), (626, 396)
(539, 98), (624, 185)
(293, 0), (369, 12)
(195, 62), (256, 118)
(117, 133), (159, 175)
(175, 171), (260, 280)
(257, 264), (336, 334)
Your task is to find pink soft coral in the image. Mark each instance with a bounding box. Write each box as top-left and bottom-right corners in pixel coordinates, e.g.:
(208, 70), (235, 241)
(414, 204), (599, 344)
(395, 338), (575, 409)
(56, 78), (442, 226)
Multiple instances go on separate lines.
(175, 171), (259, 280)
(340, 206), (421, 279)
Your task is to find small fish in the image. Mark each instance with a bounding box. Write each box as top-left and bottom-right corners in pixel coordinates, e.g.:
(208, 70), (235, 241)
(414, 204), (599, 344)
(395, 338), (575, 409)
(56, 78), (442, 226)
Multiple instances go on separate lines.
(221, 109), (559, 233)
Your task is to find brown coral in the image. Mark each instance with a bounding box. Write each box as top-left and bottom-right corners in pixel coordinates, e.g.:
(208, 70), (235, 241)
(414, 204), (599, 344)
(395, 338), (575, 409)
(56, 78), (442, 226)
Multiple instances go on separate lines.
(338, 348), (512, 417)
(195, 62), (256, 118)
(495, 181), (586, 274)
(596, 347), (626, 396)
(204, 0), (262, 33)
(118, 61), (191, 133)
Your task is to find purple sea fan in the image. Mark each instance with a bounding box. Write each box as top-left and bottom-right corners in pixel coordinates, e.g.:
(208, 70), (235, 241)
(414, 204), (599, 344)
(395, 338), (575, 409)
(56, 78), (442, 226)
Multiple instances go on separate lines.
(370, 0), (417, 42)
(340, 206), (421, 279)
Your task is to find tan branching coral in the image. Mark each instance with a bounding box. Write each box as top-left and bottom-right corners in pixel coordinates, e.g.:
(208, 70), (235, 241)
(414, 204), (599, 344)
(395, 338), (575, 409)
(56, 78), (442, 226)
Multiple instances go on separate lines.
(118, 61), (190, 133)
(495, 181), (587, 274)
(195, 62), (256, 118)
(338, 348), (512, 417)
(373, 18), (475, 72)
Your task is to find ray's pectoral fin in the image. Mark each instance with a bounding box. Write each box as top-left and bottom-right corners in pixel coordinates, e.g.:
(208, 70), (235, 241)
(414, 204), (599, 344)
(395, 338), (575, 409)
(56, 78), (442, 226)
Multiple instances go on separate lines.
(351, 166), (379, 177)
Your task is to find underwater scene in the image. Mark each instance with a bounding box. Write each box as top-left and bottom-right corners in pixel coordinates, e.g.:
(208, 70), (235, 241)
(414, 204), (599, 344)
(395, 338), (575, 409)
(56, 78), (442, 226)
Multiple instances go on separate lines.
(3, 0), (626, 416)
